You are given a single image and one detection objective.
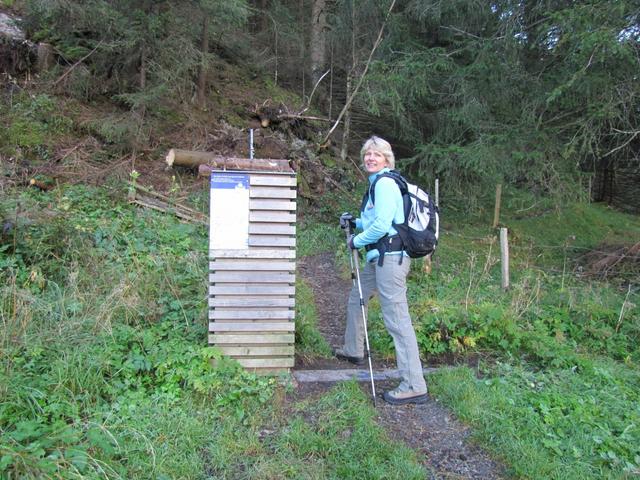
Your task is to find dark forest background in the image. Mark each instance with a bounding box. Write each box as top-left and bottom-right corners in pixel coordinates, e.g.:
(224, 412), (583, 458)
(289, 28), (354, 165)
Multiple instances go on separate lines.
(3, 0), (640, 209)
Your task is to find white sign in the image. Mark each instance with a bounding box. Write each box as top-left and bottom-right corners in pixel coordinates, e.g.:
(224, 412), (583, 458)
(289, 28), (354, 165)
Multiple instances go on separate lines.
(209, 173), (250, 249)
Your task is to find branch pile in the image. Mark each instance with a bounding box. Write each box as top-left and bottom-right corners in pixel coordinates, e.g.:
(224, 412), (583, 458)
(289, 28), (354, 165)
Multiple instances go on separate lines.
(128, 182), (207, 225)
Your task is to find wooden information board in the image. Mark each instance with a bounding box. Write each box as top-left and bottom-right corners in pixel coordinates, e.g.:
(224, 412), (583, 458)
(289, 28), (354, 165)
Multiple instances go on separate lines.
(208, 167), (296, 374)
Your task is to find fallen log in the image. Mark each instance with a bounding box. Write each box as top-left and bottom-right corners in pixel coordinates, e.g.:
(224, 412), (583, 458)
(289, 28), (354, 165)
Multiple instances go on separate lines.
(166, 149), (292, 172)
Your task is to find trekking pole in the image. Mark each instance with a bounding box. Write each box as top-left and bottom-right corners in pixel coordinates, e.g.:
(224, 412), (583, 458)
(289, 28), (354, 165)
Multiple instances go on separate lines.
(346, 226), (377, 406)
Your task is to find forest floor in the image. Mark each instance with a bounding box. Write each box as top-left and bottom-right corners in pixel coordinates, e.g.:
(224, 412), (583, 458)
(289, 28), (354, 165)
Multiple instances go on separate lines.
(294, 252), (508, 480)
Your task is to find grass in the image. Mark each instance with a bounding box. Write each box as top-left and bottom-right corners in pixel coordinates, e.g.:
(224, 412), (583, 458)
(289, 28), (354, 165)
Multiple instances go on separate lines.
(0, 184), (422, 479)
(430, 361), (640, 479)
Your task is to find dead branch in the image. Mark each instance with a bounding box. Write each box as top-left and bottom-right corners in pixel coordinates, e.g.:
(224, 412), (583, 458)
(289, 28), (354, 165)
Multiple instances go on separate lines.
(53, 40), (103, 87)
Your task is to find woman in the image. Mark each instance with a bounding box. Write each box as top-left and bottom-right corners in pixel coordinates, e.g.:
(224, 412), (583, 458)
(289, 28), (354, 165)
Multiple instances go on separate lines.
(336, 136), (428, 405)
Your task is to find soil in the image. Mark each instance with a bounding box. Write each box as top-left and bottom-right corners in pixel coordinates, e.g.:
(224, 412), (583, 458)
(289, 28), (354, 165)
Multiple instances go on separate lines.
(293, 252), (509, 479)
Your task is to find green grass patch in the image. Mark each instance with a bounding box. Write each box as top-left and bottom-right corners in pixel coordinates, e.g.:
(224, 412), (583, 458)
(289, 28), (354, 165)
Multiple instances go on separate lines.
(430, 361), (640, 479)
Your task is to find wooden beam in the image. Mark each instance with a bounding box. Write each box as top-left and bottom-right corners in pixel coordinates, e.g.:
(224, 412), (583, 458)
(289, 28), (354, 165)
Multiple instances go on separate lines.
(165, 149), (292, 172)
(209, 322), (295, 331)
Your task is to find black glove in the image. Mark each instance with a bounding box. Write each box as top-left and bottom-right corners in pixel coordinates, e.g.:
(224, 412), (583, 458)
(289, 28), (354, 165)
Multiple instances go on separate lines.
(339, 212), (356, 231)
(347, 234), (357, 250)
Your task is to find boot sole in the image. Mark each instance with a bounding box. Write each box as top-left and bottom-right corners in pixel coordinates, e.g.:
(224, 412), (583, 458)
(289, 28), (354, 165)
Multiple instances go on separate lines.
(382, 392), (428, 405)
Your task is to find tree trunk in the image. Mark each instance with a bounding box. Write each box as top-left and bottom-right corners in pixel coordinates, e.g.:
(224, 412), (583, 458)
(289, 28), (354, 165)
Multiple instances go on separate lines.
(165, 149), (292, 172)
(139, 45), (147, 90)
(197, 16), (209, 108)
(340, 72), (352, 163)
(309, 0), (327, 87)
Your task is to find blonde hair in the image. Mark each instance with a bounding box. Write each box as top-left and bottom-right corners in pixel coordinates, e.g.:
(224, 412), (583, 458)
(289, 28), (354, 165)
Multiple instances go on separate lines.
(360, 136), (395, 169)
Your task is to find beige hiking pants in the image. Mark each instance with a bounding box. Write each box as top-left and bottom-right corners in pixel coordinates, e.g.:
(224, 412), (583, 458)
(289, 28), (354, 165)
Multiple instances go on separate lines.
(342, 255), (427, 393)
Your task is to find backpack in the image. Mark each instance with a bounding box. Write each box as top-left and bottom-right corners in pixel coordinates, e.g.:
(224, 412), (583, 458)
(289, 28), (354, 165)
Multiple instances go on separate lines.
(361, 170), (439, 259)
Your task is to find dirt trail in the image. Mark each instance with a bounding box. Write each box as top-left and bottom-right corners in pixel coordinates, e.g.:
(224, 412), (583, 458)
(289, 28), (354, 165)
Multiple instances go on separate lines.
(295, 252), (508, 480)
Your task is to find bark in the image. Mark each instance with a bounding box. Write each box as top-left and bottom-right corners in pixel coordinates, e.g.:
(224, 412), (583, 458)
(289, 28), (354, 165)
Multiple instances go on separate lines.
(309, 0), (327, 87)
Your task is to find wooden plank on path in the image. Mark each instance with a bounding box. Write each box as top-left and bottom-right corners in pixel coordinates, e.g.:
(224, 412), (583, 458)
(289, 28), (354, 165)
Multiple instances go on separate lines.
(209, 322), (295, 332)
(210, 249), (295, 259)
(209, 297), (295, 307)
(292, 368), (438, 383)
(209, 310), (295, 320)
(209, 260), (295, 271)
(209, 284), (295, 295)
(209, 272), (295, 283)
(209, 334), (294, 344)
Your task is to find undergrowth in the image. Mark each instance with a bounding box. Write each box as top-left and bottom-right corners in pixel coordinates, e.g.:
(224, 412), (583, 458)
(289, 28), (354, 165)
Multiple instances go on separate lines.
(0, 183), (422, 479)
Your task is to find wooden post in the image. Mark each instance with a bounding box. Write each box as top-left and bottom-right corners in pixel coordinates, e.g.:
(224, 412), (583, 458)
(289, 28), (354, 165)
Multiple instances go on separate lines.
(492, 184), (502, 228)
(500, 227), (509, 290)
(434, 178), (439, 207)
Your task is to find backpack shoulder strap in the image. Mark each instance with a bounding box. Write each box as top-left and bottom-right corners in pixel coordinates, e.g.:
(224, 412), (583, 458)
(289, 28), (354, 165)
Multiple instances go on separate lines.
(365, 170), (407, 207)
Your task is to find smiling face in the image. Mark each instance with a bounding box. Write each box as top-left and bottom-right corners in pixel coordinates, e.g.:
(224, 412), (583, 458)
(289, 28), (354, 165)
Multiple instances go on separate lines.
(363, 148), (389, 174)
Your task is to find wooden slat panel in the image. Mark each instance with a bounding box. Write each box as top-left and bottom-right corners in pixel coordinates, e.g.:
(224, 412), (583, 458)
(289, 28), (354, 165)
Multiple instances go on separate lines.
(250, 199), (296, 211)
(249, 224), (296, 235)
(249, 211), (296, 223)
(209, 297), (295, 307)
(250, 187), (296, 199)
(210, 272), (294, 283)
(235, 358), (295, 368)
(250, 176), (297, 187)
(210, 249), (295, 259)
(248, 236), (296, 247)
(209, 260), (295, 271)
(209, 310), (295, 320)
(209, 284), (295, 295)
(218, 346), (295, 356)
(209, 322), (295, 331)
(209, 334), (295, 344)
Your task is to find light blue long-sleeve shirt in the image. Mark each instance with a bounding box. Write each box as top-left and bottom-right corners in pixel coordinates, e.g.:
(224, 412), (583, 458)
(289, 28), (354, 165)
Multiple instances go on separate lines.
(353, 168), (405, 263)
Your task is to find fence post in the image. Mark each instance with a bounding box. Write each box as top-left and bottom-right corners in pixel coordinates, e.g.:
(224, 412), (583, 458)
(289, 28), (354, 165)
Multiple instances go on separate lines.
(423, 178), (440, 274)
(492, 183), (502, 228)
(500, 227), (509, 290)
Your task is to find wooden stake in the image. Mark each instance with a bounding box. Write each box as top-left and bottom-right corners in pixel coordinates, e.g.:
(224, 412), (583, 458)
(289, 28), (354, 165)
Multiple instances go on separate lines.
(500, 227), (509, 290)
(492, 183), (502, 228)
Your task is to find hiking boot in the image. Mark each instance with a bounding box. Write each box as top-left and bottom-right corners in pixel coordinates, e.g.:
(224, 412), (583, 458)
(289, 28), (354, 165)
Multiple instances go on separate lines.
(383, 387), (428, 405)
(333, 347), (366, 366)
